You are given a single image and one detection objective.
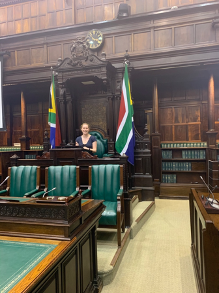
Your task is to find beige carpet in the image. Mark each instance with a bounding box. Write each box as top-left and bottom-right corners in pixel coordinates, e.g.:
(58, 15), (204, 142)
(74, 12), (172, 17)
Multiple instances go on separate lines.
(101, 199), (197, 293)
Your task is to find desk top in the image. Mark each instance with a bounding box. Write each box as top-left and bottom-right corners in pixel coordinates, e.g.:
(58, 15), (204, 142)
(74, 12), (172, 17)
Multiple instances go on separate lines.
(0, 236), (60, 293)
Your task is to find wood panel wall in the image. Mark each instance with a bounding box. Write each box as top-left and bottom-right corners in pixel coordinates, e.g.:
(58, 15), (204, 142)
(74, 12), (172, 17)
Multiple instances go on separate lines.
(159, 81), (209, 142)
(2, 7), (219, 72)
(2, 100), (49, 145)
(0, 0), (216, 37)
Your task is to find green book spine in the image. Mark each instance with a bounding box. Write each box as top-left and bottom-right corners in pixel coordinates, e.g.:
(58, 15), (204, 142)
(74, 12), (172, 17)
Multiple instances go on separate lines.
(194, 150), (198, 159)
(185, 150), (188, 158)
(186, 162), (189, 171)
(172, 162), (175, 171)
(168, 175), (171, 183)
(182, 150), (185, 159)
(189, 163), (192, 171)
(175, 162), (179, 171)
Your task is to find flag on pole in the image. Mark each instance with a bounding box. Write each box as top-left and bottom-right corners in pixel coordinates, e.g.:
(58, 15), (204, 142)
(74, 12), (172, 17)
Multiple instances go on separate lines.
(115, 63), (135, 165)
(48, 73), (56, 149)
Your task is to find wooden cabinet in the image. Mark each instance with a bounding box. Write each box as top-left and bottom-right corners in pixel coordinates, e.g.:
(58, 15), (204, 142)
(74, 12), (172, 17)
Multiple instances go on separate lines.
(160, 144), (207, 197)
(189, 188), (219, 293)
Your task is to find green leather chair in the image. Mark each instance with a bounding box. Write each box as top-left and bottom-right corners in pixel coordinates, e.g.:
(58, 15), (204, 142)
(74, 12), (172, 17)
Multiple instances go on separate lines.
(83, 164), (125, 246)
(35, 165), (80, 197)
(0, 165), (40, 197)
(89, 131), (111, 158)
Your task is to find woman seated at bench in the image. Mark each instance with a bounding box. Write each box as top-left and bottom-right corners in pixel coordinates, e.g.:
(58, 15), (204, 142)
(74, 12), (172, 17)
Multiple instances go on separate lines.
(75, 123), (97, 155)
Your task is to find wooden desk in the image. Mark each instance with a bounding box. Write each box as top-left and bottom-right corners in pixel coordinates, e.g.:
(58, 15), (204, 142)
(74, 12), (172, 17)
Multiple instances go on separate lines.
(189, 188), (219, 293)
(0, 199), (104, 293)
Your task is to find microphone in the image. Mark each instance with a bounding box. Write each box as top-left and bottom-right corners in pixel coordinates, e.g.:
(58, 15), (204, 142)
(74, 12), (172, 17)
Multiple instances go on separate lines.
(200, 176), (219, 208)
(0, 176), (9, 187)
(43, 187), (56, 198)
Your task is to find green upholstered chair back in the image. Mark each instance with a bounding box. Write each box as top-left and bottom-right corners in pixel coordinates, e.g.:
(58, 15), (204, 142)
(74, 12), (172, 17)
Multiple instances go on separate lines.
(89, 131), (108, 158)
(91, 165), (120, 202)
(10, 166), (37, 197)
(47, 165), (77, 196)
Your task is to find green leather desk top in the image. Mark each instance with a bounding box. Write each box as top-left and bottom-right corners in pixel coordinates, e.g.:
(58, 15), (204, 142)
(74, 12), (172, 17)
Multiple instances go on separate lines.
(0, 197), (34, 202)
(0, 240), (57, 293)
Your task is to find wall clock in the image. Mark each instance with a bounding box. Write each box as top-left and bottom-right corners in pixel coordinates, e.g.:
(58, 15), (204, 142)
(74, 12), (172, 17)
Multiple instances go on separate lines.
(86, 30), (103, 50)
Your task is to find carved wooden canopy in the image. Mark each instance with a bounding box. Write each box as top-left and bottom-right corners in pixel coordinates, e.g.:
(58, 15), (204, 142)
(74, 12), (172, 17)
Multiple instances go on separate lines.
(53, 37), (115, 86)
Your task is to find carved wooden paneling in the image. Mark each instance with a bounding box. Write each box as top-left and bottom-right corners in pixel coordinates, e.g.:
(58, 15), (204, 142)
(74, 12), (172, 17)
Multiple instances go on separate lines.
(174, 25), (194, 46)
(195, 22), (216, 44)
(174, 107), (186, 124)
(48, 44), (62, 62)
(174, 125), (187, 141)
(0, 0), (217, 37)
(3, 51), (15, 68)
(0, 0), (75, 36)
(17, 49), (30, 66)
(115, 34), (131, 54)
(81, 98), (107, 132)
(172, 87), (186, 101)
(97, 37), (113, 56)
(160, 108), (173, 124)
(188, 124), (200, 140)
(154, 28), (172, 49)
(160, 125), (173, 141)
(133, 31), (151, 52)
(160, 103), (202, 142)
(201, 103), (208, 141)
(31, 47), (44, 64)
(187, 105), (200, 123)
(63, 42), (71, 58)
(186, 87), (200, 100)
(159, 88), (172, 101)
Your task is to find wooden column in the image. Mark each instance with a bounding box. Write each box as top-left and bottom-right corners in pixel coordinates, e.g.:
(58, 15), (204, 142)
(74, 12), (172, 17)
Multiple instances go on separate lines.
(208, 74), (215, 131)
(151, 79), (161, 196)
(19, 91), (30, 150)
(108, 96), (115, 154)
(206, 74), (217, 148)
(153, 80), (159, 134)
(66, 89), (74, 145)
(59, 85), (67, 145)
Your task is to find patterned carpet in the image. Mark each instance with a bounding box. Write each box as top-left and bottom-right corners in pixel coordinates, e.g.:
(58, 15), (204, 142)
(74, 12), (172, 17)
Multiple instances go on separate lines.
(102, 199), (197, 293)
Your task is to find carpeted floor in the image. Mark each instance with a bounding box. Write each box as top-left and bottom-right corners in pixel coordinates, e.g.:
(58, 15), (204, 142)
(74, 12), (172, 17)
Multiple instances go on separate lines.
(101, 199), (197, 293)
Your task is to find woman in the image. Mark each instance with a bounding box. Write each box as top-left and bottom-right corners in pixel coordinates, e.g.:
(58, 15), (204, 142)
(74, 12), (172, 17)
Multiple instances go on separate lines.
(75, 123), (97, 154)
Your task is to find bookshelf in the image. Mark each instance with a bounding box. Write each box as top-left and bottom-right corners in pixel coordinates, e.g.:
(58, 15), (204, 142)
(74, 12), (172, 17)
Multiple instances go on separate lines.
(160, 142), (207, 197)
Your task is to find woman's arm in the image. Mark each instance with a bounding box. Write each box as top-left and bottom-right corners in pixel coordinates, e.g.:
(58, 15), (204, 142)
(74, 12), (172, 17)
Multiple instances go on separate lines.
(75, 141), (79, 146)
(82, 141), (97, 153)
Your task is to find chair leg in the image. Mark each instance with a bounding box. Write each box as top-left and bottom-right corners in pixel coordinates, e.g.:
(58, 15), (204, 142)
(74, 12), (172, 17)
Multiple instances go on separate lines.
(117, 214), (121, 247)
(122, 214), (125, 233)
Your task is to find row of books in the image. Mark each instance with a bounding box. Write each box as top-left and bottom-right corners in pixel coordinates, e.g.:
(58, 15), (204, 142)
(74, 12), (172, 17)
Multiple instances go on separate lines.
(162, 150), (172, 159)
(25, 155), (37, 159)
(162, 174), (176, 183)
(162, 162), (192, 171)
(161, 142), (207, 148)
(182, 150), (206, 159)
(0, 145), (43, 152)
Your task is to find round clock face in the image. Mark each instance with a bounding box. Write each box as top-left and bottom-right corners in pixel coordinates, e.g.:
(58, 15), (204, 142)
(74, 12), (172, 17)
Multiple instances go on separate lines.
(87, 30), (103, 50)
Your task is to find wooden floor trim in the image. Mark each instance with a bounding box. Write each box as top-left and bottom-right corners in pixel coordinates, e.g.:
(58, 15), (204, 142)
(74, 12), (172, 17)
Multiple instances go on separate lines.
(110, 228), (131, 267)
(135, 201), (155, 224)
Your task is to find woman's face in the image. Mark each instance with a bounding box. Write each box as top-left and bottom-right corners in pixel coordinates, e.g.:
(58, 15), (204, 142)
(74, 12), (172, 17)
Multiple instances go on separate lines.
(81, 124), (89, 135)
